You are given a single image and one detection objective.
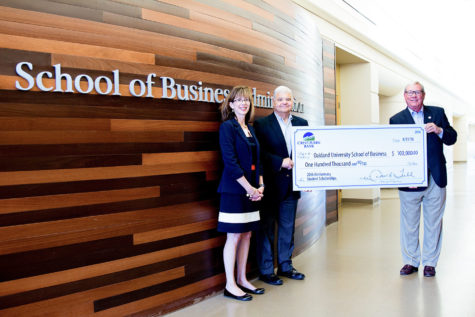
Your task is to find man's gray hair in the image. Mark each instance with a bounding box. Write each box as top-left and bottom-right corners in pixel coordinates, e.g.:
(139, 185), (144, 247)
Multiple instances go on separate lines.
(273, 85), (293, 99)
(404, 81), (425, 93)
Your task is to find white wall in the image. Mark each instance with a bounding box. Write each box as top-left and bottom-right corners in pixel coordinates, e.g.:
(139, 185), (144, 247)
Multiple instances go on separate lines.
(295, 0), (469, 117)
(453, 116), (468, 161)
(340, 62), (380, 201)
(379, 94), (404, 125)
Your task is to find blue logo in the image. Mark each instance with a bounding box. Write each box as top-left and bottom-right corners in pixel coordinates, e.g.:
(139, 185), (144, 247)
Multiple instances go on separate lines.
(297, 131), (320, 148)
(303, 132), (315, 141)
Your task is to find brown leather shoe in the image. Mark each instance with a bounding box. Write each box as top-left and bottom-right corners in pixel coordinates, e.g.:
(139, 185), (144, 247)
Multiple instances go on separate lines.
(423, 266), (436, 277)
(400, 264), (418, 275)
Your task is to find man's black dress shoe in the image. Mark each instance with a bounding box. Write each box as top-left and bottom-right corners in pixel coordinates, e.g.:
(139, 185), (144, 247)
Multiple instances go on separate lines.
(237, 284), (265, 295)
(400, 264), (418, 275)
(277, 268), (305, 280)
(259, 274), (283, 285)
(223, 289), (252, 301)
(423, 266), (436, 277)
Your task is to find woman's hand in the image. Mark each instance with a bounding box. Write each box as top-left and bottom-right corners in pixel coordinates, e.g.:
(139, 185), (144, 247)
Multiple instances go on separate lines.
(247, 187), (263, 201)
(237, 176), (264, 201)
(257, 186), (264, 195)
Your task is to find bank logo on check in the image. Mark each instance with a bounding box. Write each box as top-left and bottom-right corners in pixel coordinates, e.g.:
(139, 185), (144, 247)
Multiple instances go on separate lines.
(303, 132), (315, 141)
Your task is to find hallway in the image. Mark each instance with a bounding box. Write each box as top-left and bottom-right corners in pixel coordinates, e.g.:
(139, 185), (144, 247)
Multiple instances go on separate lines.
(167, 162), (475, 317)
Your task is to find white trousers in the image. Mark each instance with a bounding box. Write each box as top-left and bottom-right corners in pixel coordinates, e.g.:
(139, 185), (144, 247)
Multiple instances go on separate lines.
(398, 175), (446, 267)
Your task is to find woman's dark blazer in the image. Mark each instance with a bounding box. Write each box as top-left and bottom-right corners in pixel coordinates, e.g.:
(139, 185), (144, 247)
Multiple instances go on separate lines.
(217, 118), (262, 194)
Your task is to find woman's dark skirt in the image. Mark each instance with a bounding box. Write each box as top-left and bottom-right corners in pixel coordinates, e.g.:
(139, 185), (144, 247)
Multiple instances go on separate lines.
(217, 193), (260, 233)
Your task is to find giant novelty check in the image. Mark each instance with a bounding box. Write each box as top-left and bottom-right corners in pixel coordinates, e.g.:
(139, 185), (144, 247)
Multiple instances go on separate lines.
(292, 125), (427, 190)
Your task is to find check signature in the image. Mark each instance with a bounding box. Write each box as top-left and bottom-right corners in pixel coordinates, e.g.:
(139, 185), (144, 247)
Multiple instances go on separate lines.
(361, 169), (414, 182)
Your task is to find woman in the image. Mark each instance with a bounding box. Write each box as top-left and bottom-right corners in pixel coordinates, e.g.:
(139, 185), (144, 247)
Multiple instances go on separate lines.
(217, 86), (265, 301)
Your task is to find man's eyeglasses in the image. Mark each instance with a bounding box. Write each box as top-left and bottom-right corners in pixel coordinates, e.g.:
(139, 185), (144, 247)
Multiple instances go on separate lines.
(405, 90), (423, 96)
(233, 98), (250, 103)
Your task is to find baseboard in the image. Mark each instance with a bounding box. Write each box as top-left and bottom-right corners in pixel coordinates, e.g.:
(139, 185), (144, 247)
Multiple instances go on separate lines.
(342, 197), (380, 205)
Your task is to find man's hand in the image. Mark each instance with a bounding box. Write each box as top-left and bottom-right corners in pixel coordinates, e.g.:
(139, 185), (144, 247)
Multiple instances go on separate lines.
(425, 123), (442, 134)
(282, 158), (294, 170)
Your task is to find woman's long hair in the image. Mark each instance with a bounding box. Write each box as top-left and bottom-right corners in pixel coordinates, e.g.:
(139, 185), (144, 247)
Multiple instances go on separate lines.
(219, 86), (255, 123)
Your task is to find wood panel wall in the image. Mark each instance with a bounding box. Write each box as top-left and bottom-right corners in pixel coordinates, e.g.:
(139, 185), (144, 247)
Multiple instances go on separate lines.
(322, 38), (338, 225)
(0, 1), (328, 316)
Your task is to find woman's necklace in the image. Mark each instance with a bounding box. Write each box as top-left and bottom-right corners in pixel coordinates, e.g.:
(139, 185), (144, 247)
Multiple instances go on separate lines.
(239, 123), (251, 137)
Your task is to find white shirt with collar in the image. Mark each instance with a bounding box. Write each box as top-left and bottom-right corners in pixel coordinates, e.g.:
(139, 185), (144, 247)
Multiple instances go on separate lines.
(274, 112), (293, 156)
(408, 106), (443, 139)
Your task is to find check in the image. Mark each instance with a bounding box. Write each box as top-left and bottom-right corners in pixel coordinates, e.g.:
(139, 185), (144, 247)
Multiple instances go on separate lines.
(292, 125), (427, 190)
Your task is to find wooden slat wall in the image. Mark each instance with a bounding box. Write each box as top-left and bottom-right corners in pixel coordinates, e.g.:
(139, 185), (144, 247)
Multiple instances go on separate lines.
(322, 38), (338, 225)
(0, 1), (327, 316)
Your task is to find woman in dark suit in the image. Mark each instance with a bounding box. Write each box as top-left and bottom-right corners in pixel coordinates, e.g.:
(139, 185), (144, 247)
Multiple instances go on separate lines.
(218, 86), (265, 301)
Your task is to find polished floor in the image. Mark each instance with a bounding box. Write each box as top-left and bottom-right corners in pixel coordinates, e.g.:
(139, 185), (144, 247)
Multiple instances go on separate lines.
(167, 162), (475, 317)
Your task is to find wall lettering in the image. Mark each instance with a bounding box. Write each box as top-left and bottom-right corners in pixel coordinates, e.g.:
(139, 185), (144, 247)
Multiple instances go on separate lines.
(15, 61), (304, 113)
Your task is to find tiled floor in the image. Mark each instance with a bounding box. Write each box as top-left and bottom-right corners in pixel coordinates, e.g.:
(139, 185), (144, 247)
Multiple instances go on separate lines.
(167, 162), (475, 317)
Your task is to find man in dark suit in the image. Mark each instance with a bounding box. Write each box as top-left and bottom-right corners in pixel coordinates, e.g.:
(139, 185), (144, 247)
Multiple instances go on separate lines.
(390, 81), (457, 277)
(253, 86), (308, 285)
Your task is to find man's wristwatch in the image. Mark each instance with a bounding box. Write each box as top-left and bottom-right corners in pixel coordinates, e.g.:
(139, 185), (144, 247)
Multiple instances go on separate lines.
(259, 184), (265, 188)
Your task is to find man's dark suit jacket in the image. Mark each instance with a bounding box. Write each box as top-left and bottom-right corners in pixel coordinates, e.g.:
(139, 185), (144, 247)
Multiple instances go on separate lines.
(253, 113), (308, 201)
(389, 105), (457, 190)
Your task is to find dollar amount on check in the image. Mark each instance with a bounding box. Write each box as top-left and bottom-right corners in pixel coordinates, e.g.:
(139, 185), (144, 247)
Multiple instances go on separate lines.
(292, 125), (427, 190)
